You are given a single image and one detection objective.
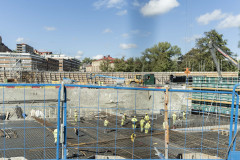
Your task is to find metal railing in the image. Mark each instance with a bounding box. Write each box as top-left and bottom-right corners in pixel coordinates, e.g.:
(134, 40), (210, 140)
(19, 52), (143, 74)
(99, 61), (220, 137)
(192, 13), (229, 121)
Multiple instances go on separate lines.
(0, 83), (239, 159)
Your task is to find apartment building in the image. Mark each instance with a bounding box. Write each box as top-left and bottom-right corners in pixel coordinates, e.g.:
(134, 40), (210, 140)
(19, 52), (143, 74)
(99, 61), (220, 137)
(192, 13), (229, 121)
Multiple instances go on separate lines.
(16, 43), (34, 54)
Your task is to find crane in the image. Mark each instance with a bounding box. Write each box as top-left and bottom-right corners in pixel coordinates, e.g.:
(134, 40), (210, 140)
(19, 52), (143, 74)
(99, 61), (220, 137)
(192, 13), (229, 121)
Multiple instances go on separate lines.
(208, 41), (239, 77)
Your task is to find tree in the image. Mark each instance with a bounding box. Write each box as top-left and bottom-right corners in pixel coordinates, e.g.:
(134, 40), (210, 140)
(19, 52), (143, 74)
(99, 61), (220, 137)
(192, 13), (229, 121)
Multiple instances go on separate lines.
(80, 57), (92, 65)
(179, 48), (202, 71)
(141, 42), (181, 72)
(113, 57), (127, 72)
(125, 57), (134, 72)
(192, 29), (236, 71)
(100, 59), (114, 72)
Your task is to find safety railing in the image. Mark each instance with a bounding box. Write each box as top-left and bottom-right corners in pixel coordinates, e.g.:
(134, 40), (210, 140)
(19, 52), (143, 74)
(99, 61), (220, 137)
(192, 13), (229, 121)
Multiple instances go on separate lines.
(0, 84), (61, 159)
(0, 83), (240, 159)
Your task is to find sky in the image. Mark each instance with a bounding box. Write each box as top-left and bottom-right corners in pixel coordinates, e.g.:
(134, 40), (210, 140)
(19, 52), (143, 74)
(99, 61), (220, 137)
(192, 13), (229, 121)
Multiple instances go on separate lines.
(0, 0), (240, 60)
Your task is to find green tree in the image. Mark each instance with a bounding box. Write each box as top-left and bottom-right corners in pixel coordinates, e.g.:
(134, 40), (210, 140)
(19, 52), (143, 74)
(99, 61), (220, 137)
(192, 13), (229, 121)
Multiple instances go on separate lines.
(100, 59), (114, 72)
(192, 29), (236, 71)
(80, 57), (92, 65)
(141, 42), (181, 72)
(113, 57), (127, 72)
(179, 48), (202, 71)
(125, 57), (134, 72)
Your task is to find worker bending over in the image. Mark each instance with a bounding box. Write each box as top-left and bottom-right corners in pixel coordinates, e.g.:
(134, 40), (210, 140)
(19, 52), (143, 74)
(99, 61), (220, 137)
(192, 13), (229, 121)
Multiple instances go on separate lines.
(104, 119), (109, 133)
(131, 116), (138, 129)
(144, 121), (151, 134)
(140, 117), (145, 132)
(131, 133), (136, 142)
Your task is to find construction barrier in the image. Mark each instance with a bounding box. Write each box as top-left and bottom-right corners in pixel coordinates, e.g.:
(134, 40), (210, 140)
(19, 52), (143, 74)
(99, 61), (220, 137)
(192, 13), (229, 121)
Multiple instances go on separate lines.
(0, 83), (239, 159)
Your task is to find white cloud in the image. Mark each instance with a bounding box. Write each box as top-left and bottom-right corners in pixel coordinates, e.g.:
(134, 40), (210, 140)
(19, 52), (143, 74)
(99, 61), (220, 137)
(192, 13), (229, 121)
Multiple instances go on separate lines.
(75, 50), (84, 59)
(93, 54), (104, 60)
(184, 34), (202, 43)
(103, 28), (113, 33)
(217, 14), (240, 29)
(44, 26), (56, 31)
(140, 0), (179, 16)
(94, 0), (126, 9)
(116, 10), (127, 16)
(120, 43), (137, 49)
(197, 9), (228, 25)
(77, 50), (84, 55)
(16, 37), (24, 43)
(121, 33), (129, 38)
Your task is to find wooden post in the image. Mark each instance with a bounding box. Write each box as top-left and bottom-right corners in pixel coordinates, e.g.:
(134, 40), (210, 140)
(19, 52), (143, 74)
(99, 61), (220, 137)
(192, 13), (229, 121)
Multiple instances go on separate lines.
(164, 87), (169, 159)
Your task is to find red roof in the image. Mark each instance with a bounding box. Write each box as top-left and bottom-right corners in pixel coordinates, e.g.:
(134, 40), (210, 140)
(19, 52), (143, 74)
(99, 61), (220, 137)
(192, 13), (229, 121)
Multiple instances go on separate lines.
(94, 55), (115, 62)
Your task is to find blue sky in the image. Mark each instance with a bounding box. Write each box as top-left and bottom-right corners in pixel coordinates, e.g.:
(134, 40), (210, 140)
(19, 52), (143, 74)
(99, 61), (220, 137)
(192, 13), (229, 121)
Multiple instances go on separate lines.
(0, 0), (240, 60)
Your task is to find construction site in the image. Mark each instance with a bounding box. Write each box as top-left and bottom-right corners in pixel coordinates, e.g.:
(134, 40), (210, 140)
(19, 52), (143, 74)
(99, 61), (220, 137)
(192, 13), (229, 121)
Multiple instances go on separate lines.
(1, 1), (240, 158)
(0, 42), (240, 159)
(0, 72), (239, 159)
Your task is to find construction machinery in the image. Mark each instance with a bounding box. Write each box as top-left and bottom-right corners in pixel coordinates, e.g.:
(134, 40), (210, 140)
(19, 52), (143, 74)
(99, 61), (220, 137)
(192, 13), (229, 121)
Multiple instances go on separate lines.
(126, 74), (143, 85)
(124, 74), (155, 86)
(208, 41), (239, 77)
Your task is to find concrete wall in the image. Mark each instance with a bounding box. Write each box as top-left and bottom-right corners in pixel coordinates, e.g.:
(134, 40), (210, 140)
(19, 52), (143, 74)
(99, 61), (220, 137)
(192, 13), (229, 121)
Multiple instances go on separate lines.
(0, 87), (191, 119)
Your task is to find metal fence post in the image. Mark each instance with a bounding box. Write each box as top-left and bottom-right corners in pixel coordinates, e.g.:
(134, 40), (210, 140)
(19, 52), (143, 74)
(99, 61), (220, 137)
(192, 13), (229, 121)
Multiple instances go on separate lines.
(164, 87), (169, 159)
(60, 82), (67, 159)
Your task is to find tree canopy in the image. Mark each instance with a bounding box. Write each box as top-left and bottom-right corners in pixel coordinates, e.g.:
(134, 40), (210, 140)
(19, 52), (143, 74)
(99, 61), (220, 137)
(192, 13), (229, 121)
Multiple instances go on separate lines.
(84, 29), (237, 72)
(141, 42), (181, 72)
(180, 29), (236, 71)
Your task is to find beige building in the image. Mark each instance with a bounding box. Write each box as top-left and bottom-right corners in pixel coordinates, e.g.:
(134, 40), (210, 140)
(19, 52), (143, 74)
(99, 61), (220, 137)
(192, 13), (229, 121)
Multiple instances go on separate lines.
(86, 55), (115, 72)
(45, 54), (80, 71)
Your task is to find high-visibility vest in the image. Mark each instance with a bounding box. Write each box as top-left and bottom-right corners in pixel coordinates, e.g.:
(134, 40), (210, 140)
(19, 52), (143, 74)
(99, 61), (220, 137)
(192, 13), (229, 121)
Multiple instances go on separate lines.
(140, 119), (145, 126)
(53, 129), (58, 139)
(145, 115), (149, 121)
(131, 118), (137, 123)
(131, 133), (136, 142)
(172, 114), (177, 120)
(183, 112), (186, 118)
(104, 120), (109, 127)
(145, 122), (151, 130)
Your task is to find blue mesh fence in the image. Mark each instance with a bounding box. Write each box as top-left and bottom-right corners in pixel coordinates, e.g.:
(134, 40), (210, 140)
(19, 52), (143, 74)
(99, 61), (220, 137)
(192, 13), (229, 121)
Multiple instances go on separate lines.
(0, 84), (61, 159)
(0, 83), (240, 159)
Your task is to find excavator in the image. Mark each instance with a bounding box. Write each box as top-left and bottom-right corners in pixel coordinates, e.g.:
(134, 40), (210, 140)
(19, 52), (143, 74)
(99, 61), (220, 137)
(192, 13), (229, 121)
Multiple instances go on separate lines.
(208, 41), (239, 77)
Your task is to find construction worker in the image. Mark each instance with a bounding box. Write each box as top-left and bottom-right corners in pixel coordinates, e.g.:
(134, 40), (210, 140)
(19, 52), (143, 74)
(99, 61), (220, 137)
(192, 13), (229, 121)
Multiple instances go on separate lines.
(121, 113), (126, 126)
(172, 112), (177, 127)
(183, 111), (186, 120)
(53, 129), (58, 145)
(140, 117), (145, 132)
(131, 133), (136, 142)
(104, 119), (109, 133)
(131, 116), (138, 129)
(162, 121), (166, 130)
(144, 113), (149, 121)
(74, 109), (78, 122)
(144, 121), (151, 134)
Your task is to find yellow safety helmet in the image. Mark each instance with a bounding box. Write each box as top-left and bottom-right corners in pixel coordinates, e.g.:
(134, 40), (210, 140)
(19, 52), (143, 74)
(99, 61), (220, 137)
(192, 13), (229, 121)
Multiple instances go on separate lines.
(134, 116), (136, 118)
(146, 113), (148, 115)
